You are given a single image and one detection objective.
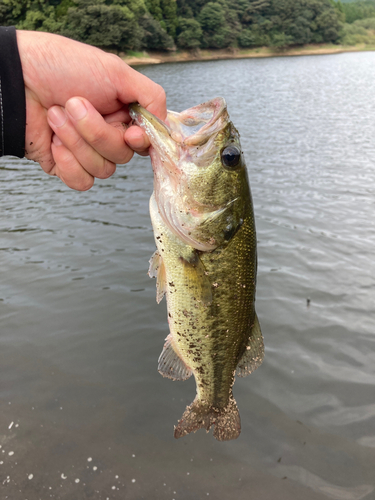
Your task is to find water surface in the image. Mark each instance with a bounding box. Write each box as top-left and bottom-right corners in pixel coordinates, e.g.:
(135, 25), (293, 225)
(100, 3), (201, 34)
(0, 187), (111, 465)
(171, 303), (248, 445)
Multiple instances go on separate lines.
(1, 52), (375, 500)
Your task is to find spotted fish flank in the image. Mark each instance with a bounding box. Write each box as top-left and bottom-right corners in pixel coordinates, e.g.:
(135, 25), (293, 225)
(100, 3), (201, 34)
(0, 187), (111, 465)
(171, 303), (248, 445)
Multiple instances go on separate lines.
(130, 98), (264, 441)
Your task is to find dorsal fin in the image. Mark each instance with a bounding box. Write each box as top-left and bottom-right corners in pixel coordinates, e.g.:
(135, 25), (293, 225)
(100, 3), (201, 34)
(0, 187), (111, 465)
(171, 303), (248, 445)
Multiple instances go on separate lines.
(236, 313), (264, 377)
(158, 334), (193, 381)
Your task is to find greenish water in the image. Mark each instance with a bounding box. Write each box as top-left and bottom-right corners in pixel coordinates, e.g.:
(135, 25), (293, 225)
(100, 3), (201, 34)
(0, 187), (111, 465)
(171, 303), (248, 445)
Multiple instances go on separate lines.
(1, 52), (375, 499)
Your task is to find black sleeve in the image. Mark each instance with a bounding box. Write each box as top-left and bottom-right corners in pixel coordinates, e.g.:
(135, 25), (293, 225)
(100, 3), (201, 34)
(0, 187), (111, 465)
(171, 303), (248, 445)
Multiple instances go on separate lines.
(0, 26), (26, 158)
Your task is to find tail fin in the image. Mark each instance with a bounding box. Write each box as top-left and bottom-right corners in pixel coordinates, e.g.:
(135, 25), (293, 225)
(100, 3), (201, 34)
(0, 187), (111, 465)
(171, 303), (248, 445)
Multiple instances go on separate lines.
(174, 397), (241, 441)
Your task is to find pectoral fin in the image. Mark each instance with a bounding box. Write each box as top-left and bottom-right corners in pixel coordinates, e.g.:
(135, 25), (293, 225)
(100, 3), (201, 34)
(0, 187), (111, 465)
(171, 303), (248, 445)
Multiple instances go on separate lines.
(236, 313), (264, 377)
(179, 250), (212, 305)
(148, 250), (167, 304)
(158, 334), (193, 381)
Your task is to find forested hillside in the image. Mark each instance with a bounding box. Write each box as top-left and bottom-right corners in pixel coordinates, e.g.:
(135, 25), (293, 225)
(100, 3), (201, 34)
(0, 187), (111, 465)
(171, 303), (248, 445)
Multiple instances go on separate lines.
(0, 0), (347, 52)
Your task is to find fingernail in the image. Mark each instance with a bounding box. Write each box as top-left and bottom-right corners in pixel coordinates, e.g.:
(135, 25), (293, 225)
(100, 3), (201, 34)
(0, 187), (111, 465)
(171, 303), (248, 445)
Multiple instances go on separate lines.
(67, 98), (88, 121)
(52, 134), (62, 146)
(49, 106), (67, 127)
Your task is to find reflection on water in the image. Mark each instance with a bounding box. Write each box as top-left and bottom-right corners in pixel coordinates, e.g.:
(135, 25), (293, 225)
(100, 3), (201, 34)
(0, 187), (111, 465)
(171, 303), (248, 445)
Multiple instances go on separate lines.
(1, 51), (375, 499)
(273, 466), (373, 500)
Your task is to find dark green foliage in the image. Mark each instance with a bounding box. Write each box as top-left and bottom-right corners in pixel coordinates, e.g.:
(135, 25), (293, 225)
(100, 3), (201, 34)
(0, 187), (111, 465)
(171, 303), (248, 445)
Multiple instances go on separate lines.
(176, 0), (194, 19)
(176, 0), (209, 18)
(0, 0), (39, 26)
(0, 0), (367, 52)
(198, 2), (239, 48)
(0, 0), (65, 32)
(238, 25), (270, 47)
(238, 0), (342, 47)
(145, 0), (163, 21)
(177, 18), (202, 49)
(160, 0), (178, 38)
(139, 12), (175, 50)
(60, 0), (143, 51)
(55, 0), (75, 18)
(145, 0), (178, 37)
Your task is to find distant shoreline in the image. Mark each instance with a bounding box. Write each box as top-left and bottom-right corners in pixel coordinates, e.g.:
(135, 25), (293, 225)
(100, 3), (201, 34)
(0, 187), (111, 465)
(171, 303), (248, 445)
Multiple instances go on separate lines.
(122, 43), (375, 67)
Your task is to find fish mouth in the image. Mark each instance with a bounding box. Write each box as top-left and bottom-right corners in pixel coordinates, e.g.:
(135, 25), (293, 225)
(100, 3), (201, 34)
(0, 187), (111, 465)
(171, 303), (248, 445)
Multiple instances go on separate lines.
(166, 97), (228, 146)
(129, 97), (228, 150)
(129, 98), (234, 252)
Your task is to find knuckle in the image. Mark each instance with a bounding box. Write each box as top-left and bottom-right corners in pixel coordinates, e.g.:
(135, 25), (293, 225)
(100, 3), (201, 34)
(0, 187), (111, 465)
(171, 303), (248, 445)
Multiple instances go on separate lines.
(54, 146), (74, 166)
(86, 128), (107, 148)
(156, 85), (167, 106)
(75, 176), (94, 191)
(96, 160), (116, 179)
(118, 149), (134, 165)
(69, 174), (94, 191)
(70, 134), (88, 152)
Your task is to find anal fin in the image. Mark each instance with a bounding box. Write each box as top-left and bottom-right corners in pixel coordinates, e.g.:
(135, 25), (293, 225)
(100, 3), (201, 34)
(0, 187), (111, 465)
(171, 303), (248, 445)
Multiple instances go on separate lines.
(158, 334), (193, 381)
(236, 313), (264, 377)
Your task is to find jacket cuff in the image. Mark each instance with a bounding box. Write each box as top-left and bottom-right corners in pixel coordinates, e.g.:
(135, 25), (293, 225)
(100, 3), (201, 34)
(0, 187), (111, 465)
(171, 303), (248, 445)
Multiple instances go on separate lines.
(0, 26), (26, 158)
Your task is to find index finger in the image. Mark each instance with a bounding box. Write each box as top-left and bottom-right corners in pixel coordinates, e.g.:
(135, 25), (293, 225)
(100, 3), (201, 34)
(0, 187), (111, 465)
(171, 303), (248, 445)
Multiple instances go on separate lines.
(111, 59), (167, 121)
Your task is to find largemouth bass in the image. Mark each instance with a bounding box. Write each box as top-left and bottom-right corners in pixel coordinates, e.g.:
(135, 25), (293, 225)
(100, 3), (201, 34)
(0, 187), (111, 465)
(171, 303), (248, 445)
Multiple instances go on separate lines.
(130, 98), (264, 441)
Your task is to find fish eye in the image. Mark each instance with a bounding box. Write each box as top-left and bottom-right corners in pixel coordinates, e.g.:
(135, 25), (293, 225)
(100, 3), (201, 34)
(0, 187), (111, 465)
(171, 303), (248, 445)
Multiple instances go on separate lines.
(221, 146), (241, 169)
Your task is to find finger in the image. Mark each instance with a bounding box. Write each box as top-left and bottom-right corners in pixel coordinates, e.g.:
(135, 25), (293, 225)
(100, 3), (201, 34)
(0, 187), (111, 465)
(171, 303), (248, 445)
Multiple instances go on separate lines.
(47, 104), (117, 178)
(112, 62), (167, 120)
(51, 134), (95, 191)
(65, 97), (134, 165)
(124, 125), (151, 156)
(104, 107), (131, 125)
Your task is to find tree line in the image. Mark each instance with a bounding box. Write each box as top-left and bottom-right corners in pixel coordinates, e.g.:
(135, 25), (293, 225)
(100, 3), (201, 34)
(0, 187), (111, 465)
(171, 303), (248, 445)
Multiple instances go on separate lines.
(0, 0), (373, 52)
(339, 1), (375, 23)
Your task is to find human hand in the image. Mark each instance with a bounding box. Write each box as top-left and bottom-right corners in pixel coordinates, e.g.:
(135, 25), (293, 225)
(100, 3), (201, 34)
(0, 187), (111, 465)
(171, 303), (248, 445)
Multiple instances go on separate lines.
(16, 30), (166, 190)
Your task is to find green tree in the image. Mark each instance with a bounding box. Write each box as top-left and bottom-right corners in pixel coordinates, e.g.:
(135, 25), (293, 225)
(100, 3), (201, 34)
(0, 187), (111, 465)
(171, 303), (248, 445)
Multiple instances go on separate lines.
(17, 6), (61, 31)
(0, 0), (65, 32)
(61, 0), (143, 51)
(237, 25), (270, 47)
(267, 0), (342, 45)
(55, 0), (76, 18)
(270, 31), (293, 47)
(339, 1), (375, 24)
(161, 0), (178, 38)
(198, 1), (238, 48)
(241, 0), (271, 25)
(0, 0), (42, 26)
(0, 0), (347, 53)
(288, 15), (312, 44)
(340, 18), (375, 45)
(176, 0), (209, 18)
(176, 0), (194, 18)
(139, 12), (175, 50)
(145, 0), (178, 37)
(177, 18), (202, 49)
(145, 0), (163, 21)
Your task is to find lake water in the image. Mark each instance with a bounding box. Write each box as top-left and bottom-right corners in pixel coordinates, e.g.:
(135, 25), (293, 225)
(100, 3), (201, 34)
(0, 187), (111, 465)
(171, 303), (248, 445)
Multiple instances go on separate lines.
(1, 51), (375, 500)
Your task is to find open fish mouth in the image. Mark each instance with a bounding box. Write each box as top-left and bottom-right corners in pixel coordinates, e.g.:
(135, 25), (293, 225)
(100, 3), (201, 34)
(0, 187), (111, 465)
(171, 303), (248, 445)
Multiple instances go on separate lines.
(165, 97), (228, 145)
(129, 97), (243, 252)
(129, 97), (229, 149)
